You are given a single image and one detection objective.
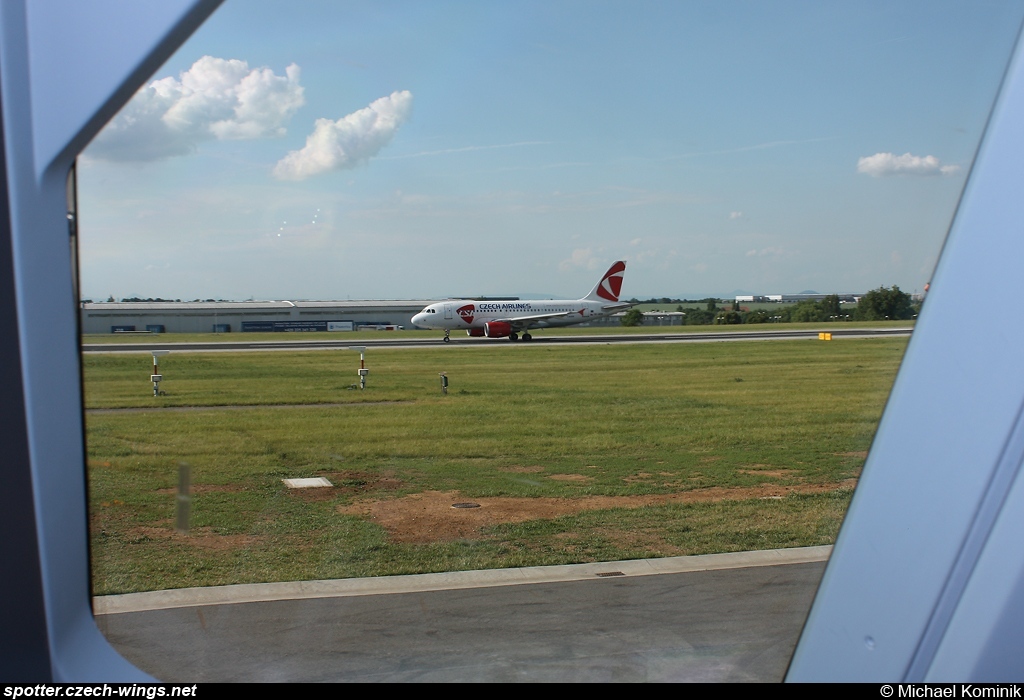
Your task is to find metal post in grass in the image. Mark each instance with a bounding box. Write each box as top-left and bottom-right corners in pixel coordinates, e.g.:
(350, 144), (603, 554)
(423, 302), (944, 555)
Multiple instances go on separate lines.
(350, 346), (368, 389)
(150, 350), (169, 396)
(175, 462), (191, 534)
(439, 372), (448, 395)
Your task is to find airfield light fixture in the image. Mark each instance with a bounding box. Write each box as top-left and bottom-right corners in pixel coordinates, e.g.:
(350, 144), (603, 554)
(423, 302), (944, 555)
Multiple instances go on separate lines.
(350, 346), (369, 389)
(150, 350), (169, 396)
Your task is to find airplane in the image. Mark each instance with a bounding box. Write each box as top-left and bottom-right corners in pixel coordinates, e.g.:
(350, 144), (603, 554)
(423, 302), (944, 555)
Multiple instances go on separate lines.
(411, 261), (632, 342)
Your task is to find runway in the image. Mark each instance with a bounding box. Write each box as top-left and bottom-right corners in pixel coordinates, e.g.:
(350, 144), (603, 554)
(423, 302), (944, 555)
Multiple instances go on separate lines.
(82, 326), (911, 354)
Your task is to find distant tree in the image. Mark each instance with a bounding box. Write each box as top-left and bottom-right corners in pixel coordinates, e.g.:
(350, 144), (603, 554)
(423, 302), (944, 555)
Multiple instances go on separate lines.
(106, 295), (115, 302)
(714, 310), (742, 325)
(731, 299), (740, 312)
(790, 300), (826, 323)
(704, 298), (718, 312)
(820, 294), (842, 319)
(621, 308), (644, 326)
(681, 307), (715, 325)
(854, 286), (914, 321)
(744, 309), (770, 324)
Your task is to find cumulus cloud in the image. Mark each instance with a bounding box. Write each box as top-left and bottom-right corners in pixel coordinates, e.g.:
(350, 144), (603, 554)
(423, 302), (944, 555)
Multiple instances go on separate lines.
(559, 248), (601, 271)
(89, 56), (305, 162)
(273, 91), (413, 181)
(857, 152), (959, 177)
(746, 247), (784, 257)
(729, 211), (743, 219)
(745, 247), (796, 260)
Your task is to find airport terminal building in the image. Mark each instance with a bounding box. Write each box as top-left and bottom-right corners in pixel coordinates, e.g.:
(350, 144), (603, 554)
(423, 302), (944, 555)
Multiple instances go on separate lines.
(79, 300), (430, 334)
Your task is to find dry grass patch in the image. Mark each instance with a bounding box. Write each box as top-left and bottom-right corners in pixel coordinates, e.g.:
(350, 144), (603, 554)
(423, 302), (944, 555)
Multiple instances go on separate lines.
(339, 482), (856, 543)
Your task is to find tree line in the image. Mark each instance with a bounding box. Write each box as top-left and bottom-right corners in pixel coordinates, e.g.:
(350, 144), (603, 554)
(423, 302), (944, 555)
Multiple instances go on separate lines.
(621, 286), (918, 326)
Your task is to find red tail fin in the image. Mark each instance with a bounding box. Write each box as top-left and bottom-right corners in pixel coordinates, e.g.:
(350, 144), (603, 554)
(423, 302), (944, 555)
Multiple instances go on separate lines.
(585, 261), (626, 302)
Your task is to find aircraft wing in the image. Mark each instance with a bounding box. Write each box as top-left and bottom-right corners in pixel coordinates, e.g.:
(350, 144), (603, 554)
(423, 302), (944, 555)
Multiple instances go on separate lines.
(501, 310), (582, 330)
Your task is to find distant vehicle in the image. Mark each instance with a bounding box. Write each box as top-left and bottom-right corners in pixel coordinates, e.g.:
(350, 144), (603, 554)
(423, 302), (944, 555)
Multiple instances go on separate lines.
(412, 261), (632, 342)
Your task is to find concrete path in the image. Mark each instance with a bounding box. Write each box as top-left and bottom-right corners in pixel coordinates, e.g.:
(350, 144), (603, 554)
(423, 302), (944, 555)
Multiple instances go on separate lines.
(95, 546), (828, 682)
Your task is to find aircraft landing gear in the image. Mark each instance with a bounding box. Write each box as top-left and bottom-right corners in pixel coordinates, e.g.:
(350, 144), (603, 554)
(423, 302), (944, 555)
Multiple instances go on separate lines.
(522, 333), (532, 341)
(509, 333), (518, 341)
(443, 330), (450, 343)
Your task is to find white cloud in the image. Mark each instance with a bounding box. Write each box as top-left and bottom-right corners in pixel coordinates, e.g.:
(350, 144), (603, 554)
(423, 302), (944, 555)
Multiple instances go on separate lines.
(746, 247), (784, 257)
(88, 56), (305, 162)
(273, 91), (413, 181)
(856, 152), (959, 177)
(633, 248), (660, 264)
(729, 211), (743, 219)
(630, 238), (642, 246)
(559, 248), (601, 271)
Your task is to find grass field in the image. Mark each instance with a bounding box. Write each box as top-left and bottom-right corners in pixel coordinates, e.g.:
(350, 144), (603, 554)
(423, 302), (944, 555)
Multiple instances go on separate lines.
(85, 337), (907, 594)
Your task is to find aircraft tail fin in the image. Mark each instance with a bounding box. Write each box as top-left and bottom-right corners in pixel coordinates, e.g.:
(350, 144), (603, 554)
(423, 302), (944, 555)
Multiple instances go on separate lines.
(583, 261), (627, 302)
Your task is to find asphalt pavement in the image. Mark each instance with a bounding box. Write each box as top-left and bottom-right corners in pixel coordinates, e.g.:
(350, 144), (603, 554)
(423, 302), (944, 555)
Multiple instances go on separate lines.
(94, 546), (829, 682)
(81, 327), (911, 353)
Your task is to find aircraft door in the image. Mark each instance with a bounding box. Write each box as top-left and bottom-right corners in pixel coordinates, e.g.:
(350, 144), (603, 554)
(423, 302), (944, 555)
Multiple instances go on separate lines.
(444, 303), (453, 320)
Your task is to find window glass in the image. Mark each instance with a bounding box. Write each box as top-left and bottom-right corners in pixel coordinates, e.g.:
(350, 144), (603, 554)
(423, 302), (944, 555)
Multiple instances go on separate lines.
(79, 0), (1024, 681)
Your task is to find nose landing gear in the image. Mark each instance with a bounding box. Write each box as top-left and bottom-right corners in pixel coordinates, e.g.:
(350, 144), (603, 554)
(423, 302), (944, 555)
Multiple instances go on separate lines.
(443, 329), (450, 343)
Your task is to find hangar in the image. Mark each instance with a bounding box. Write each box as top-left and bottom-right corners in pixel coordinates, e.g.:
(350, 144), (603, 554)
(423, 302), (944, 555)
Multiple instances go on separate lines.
(79, 300), (429, 334)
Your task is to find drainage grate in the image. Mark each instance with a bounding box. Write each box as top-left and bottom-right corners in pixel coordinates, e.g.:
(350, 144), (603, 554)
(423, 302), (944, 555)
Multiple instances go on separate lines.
(451, 502), (481, 509)
(596, 571), (625, 577)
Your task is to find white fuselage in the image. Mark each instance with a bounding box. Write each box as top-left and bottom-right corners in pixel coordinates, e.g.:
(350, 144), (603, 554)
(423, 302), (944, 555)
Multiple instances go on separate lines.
(412, 260), (629, 339)
(411, 298), (611, 332)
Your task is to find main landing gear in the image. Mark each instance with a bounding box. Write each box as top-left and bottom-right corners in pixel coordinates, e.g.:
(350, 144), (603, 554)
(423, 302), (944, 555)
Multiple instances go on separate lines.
(508, 332), (533, 342)
(443, 330), (450, 343)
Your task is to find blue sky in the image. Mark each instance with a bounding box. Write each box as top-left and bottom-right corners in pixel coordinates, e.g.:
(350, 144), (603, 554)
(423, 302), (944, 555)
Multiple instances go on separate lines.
(77, 1), (1024, 301)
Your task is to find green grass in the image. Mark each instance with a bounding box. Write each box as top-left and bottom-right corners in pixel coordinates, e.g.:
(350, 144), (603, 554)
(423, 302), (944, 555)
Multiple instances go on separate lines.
(85, 337), (906, 594)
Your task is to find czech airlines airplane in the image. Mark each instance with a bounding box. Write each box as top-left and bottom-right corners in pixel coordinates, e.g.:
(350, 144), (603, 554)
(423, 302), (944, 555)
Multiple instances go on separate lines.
(412, 261), (631, 342)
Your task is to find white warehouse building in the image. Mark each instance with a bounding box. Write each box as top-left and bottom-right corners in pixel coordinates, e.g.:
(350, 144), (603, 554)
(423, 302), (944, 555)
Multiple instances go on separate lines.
(79, 300), (430, 335)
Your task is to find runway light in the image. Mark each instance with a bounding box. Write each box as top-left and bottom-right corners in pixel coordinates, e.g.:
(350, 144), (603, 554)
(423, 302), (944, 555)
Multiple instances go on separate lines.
(350, 346), (369, 389)
(151, 350), (169, 396)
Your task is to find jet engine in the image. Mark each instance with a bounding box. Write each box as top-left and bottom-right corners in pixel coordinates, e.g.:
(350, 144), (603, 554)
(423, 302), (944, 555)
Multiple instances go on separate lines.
(466, 328), (485, 337)
(484, 321), (513, 338)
